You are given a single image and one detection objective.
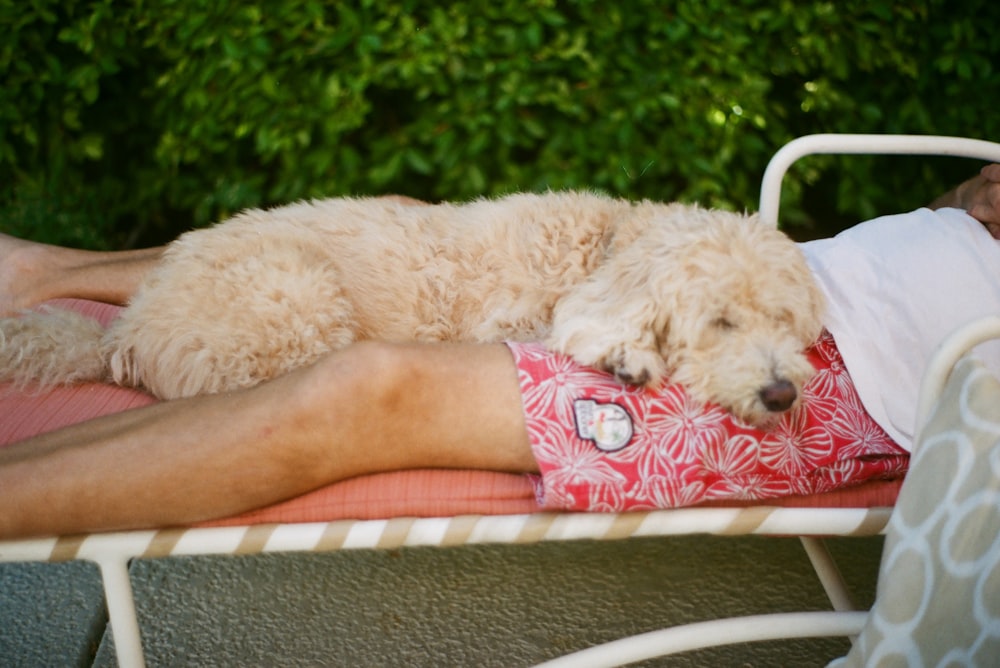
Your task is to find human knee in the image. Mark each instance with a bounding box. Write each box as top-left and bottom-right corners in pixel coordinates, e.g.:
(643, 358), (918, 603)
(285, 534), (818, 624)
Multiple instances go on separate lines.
(303, 341), (420, 412)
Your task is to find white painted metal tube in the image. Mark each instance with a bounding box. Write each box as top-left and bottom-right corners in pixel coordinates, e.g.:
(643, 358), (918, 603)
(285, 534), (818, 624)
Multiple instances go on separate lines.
(533, 611), (869, 667)
(799, 536), (858, 612)
(758, 134), (1000, 227)
(97, 557), (146, 668)
(914, 315), (1000, 441)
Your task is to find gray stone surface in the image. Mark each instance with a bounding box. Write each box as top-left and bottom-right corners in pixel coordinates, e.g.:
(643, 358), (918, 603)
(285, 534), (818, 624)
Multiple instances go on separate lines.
(0, 560), (106, 667)
(2, 535), (883, 667)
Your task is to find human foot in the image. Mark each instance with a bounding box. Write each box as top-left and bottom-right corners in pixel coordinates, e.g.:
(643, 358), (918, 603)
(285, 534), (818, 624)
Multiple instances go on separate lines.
(0, 233), (66, 316)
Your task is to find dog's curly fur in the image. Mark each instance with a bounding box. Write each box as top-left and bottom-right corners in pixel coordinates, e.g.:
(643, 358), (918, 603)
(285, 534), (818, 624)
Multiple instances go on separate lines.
(0, 191), (825, 425)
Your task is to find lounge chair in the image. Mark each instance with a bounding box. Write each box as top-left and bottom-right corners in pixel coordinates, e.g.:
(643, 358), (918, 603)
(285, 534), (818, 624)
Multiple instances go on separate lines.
(2, 134), (998, 667)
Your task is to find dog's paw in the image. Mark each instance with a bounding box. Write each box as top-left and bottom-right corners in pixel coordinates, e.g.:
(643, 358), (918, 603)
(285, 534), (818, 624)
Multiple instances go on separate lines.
(598, 345), (666, 388)
(547, 317), (667, 388)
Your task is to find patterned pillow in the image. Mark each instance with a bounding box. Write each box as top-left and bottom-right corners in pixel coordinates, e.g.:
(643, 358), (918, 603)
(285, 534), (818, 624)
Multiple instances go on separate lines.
(830, 355), (1000, 667)
(512, 334), (909, 512)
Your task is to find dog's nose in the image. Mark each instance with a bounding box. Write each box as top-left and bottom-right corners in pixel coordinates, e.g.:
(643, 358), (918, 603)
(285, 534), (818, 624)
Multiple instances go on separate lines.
(759, 379), (797, 413)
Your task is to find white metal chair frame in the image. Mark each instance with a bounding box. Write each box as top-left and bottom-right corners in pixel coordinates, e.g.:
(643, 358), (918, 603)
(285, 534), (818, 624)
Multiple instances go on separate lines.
(1, 134), (998, 668)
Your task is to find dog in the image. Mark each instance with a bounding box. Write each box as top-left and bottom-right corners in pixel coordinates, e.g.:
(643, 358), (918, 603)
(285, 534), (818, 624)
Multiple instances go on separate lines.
(0, 191), (825, 426)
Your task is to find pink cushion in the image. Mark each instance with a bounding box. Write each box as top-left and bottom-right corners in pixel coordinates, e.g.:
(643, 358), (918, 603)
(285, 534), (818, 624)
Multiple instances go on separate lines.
(1, 299), (898, 529)
(1, 300), (158, 439)
(198, 469), (540, 527)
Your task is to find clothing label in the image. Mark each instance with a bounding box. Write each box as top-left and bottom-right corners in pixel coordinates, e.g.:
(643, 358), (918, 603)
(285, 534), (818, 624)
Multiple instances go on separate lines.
(573, 399), (633, 452)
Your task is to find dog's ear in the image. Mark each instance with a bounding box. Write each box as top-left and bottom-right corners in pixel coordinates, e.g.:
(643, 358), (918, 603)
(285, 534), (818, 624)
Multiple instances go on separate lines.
(794, 276), (827, 344)
(773, 237), (827, 345)
(546, 241), (673, 385)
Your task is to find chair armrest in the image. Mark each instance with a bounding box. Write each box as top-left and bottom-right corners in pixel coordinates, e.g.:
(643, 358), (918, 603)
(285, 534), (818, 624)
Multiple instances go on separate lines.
(758, 134), (1000, 227)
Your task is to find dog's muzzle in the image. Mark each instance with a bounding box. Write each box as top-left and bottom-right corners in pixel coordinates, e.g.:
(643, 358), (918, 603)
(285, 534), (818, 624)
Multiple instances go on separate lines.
(759, 379), (797, 413)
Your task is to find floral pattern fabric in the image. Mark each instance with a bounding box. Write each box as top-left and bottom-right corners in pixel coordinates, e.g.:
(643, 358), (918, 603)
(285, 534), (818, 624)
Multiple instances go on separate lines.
(508, 331), (909, 511)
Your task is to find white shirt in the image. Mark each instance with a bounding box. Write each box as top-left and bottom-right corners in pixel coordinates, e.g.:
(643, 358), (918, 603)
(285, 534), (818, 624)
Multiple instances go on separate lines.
(800, 207), (1000, 451)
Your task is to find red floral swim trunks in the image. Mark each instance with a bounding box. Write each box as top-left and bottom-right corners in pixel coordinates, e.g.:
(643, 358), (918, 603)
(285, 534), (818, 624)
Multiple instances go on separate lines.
(506, 331), (909, 511)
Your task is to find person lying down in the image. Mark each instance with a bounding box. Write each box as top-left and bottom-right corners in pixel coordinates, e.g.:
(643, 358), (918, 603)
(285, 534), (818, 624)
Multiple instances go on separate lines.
(0, 165), (999, 539)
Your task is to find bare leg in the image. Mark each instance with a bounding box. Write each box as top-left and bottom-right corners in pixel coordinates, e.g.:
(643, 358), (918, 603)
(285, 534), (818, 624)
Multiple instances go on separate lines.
(0, 232), (164, 316)
(0, 195), (428, 316)
(0, 341), (534, 539)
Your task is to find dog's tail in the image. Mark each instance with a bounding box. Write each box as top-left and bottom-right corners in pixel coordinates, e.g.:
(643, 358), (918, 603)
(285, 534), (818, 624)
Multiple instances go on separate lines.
(0, 307), (109, 389)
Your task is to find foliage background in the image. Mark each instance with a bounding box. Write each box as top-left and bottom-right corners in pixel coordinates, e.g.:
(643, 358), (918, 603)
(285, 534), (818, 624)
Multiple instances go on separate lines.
(1, 0), (998, 248)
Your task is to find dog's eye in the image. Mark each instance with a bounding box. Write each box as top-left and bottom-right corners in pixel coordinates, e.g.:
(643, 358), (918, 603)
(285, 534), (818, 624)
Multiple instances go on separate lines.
(712, 317), (736, 331)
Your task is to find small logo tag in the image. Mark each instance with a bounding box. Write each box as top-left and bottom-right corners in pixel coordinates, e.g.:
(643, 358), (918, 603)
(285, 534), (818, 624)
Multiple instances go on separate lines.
(573, 399), (633, 452)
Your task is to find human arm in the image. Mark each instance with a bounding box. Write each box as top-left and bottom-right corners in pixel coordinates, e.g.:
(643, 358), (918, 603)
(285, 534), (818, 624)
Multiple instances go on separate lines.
(929, 164), (1000, 239)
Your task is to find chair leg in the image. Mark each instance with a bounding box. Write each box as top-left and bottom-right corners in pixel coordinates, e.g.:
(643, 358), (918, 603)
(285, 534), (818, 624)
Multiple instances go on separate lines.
(799, 536), (859, 612)
(97, 557), (147, 668)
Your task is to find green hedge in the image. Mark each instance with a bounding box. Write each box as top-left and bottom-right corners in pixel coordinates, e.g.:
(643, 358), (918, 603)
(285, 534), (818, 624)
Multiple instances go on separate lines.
(2, 0), (998, 247)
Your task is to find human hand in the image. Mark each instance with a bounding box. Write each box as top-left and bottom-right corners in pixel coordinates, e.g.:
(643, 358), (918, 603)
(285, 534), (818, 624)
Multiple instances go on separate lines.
(955, 164), (1000, 239)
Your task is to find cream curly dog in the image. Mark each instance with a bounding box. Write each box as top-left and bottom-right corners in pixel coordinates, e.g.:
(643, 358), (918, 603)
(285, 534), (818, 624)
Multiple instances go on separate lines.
(0, 191), (824, 426)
